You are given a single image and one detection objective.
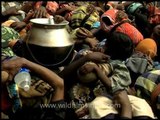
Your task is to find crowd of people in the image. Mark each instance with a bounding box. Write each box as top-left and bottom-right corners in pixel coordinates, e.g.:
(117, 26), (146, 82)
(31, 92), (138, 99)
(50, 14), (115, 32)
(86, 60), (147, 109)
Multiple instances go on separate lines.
(1, 1), (160, 119)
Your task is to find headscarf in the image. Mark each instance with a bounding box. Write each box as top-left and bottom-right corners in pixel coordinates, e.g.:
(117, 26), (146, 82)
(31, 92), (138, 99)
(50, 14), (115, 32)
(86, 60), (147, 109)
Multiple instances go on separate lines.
(135, 38), (157, 59)
(126, 2), (143, 15)
(100, 9), (144, 45)
(100, 9), (120, 32)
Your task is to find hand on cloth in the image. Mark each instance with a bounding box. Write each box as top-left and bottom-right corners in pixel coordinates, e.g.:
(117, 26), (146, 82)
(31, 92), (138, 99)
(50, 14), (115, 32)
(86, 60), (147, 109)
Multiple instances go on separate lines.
(10, 21), (27, 32)
(76, 27), (94, 39)
(32, 6), (48, 18)
(54, 15), (65, 24)
(84, 37), (99, 48)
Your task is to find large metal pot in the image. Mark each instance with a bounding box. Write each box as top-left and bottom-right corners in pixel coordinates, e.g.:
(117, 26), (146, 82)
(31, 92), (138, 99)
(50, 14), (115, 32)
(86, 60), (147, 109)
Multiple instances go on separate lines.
(25, 18), (75, 67)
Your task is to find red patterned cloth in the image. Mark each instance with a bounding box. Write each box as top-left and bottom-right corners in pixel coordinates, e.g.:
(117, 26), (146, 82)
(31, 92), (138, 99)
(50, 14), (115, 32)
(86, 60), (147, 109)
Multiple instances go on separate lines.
(147, 3), (160, 25)
(35, 1), (59, 15)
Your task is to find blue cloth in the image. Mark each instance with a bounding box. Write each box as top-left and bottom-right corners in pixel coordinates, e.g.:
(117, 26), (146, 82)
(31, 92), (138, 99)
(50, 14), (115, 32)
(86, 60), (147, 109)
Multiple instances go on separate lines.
(153, 61), (160, 70)
(91, 21), (100, 29)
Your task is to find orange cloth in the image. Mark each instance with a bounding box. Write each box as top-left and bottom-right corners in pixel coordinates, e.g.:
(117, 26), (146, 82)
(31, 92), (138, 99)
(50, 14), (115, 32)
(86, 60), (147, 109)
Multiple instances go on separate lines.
(2, 20), (15, 27)
(101, 9), (143, 45)
(135, 38), (157, 59)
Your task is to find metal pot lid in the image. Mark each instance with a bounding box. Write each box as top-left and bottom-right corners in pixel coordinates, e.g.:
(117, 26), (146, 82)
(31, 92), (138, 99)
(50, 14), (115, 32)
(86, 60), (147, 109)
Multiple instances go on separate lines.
(30, 18), (69, 26)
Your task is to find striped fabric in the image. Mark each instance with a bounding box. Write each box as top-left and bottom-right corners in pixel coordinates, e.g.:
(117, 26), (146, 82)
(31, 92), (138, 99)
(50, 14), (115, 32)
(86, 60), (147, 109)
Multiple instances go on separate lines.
(70, 4), (99, 29)
(134, 70), (160, 113)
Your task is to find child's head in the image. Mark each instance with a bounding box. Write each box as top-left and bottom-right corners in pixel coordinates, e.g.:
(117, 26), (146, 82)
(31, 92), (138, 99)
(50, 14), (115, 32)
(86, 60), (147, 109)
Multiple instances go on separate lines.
(105, 31), (134, 60)
(135, 38), (157, 59)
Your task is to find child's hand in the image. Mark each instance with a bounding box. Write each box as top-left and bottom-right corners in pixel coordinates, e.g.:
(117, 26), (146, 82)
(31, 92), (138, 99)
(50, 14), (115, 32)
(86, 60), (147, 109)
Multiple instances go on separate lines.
(78, 62), (98, 75)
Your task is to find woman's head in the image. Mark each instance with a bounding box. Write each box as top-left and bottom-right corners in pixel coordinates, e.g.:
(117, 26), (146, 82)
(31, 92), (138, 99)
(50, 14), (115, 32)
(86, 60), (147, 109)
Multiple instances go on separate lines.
(135, 38), (157, 59)
(105, 31), (134, 60)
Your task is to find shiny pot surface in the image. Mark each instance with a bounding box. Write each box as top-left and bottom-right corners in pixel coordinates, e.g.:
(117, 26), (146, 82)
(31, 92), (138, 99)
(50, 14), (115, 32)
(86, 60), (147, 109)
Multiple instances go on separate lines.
(28, 18), (74, 47)
(25, 18), (75, 67)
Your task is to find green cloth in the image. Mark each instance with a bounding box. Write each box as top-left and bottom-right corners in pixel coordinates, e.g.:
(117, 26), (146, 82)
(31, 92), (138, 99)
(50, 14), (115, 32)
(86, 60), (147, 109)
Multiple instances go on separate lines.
(134, 70), (160, 109)
(2, 26), (20, 47)
(109, 60), (131, 93)
(1, 26), (20, 57)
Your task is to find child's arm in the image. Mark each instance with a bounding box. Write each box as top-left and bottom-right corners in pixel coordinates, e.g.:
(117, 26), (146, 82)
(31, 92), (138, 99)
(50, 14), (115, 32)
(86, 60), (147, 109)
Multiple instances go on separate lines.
(94, 64), (112, 89)
(59, 52), (110, 79)
(78, 63), (111, 89)
(113, 90), (132, 119)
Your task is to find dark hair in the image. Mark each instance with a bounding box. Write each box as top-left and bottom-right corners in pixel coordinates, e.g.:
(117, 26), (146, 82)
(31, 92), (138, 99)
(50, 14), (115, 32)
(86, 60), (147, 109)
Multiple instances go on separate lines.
(105, 31), (134, 60)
